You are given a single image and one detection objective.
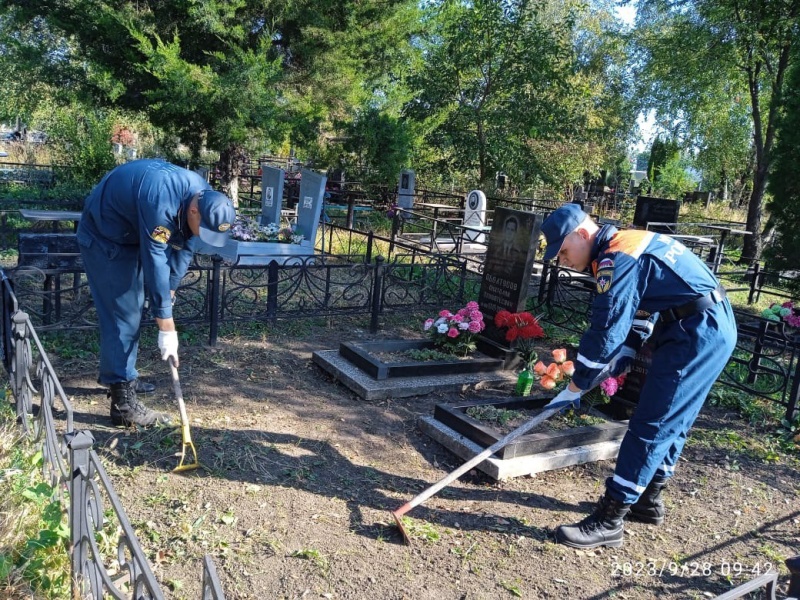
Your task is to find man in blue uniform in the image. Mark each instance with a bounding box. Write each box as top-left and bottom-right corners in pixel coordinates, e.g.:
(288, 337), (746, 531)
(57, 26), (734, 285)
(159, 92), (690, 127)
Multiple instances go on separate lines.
(77, 159), (236, 427)
(541, 204), (737, 549)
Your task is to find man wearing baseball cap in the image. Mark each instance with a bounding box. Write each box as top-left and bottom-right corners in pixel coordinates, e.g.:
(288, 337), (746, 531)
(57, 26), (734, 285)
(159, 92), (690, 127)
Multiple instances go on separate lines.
(78, 159), (236, 427)
(539, 203), (737, 549)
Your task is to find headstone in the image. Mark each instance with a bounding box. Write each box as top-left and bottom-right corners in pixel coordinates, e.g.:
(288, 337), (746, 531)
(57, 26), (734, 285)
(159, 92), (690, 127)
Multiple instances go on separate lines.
(477, 207), (542, 348)
(462, 190), (487, 243)
(259, 165), (285, 227)
(496, 172), (507, 190)
(294, 169), (327, 243)
(397, 169), (415, 213)
(632, 196), (680, 232)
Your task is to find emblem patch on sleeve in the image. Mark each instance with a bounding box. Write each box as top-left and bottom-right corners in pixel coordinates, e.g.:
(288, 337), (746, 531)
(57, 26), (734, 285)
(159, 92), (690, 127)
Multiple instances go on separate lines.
(596, 269), (613, 294)
(150, 226), (171, 244)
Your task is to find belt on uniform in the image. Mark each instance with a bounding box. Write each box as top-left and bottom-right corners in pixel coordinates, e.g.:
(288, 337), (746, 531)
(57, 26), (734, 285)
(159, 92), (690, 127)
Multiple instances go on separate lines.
(659, 285), (727, 324)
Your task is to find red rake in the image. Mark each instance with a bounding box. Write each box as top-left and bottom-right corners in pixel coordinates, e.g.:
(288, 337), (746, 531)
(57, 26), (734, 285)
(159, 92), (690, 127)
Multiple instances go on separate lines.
(391, 402), (566, 544)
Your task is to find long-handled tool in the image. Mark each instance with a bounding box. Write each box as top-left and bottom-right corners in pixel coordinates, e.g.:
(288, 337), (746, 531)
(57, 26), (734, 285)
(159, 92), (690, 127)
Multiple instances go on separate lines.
(390, 400), (570, 543)
(169, 357), (200, 472)
(390, 367), (616, 543)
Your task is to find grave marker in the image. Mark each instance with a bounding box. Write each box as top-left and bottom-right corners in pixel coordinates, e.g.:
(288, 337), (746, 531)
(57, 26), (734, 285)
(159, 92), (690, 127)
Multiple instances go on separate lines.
(397, 169), (415, 213)
(463, 190), (487, 244)
(294, 169), (326, 243)
(478, 207), (542, 350)
(259, 165), (285, 227)
(633, 196), (680, 232)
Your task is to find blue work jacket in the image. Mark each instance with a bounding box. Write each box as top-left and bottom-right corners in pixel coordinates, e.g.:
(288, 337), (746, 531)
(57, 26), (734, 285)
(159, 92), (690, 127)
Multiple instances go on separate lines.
(573, 225), (723, 390)
(82, 159), (210, 319)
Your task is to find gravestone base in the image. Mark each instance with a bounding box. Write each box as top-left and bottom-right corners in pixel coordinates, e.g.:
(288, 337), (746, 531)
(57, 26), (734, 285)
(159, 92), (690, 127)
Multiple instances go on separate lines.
(311, 349), (514, 401)
(475, 337), (522, 370)
(417, 416), (621, 480)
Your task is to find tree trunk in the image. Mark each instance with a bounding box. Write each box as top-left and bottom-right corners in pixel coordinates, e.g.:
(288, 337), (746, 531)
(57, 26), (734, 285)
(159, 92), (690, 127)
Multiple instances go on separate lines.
(217, 145), (249, 208)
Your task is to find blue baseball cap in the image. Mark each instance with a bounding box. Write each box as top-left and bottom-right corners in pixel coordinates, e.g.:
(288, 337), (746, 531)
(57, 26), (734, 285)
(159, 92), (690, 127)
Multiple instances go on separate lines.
(541, 203), (588, 261)
(198, 190), (236, 247)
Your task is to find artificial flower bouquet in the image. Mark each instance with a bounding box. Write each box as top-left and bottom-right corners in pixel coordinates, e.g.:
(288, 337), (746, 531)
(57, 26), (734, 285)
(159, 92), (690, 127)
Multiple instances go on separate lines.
(230, 215), (305, 245)
(493, 310), (546, 368)
(533, 348), (625, 405)
(533, 348), (575, 390)
(761, 301), (800, 328)
(423, 301), (486, 357)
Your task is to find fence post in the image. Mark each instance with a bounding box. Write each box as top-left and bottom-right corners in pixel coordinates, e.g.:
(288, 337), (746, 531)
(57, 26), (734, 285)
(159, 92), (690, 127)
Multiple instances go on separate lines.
(208, 256), (222, 346)
(266, 260), (279, 325)
(748, 262), (760, 305)
(66, 429), (95, 598)
(787, 352), (800, 422)
(370, 256), (385, 334)
(537, 261), (551, 306)
(365, 231), (374, 265)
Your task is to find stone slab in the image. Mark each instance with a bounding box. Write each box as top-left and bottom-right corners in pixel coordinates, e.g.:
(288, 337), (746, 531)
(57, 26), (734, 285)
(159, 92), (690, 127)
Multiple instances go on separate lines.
(312, 350), (514, 401)
(417, 415), (621, 481)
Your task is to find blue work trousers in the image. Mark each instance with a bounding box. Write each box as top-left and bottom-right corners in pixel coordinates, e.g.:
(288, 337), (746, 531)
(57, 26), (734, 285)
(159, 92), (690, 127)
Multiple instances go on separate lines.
(607, 300), (737, 504)
(77, 221), (145, 385)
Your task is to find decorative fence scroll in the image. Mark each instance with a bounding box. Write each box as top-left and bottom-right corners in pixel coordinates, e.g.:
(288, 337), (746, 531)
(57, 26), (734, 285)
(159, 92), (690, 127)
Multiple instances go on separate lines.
(0, 270), (226, 599)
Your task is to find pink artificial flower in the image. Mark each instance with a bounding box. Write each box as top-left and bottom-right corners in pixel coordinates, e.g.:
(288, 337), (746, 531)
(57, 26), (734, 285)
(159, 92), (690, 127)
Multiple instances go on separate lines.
(469, 310), (483, 322)
(782, 301), (794, 309)
(468, 320), (483, 333)
(600, 377), (619, 397)
(424, 318), (434, 331)
(457, 308), (470, 317)
(447, 327), (459, 338)
(786, 314), (800, 328)
(439, 310), (453, 318)
(466, 301), (479, 310)
(452, 314), (465, 322)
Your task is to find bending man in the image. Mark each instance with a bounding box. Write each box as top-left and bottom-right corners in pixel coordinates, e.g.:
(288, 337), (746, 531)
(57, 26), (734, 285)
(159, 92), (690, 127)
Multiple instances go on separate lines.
(541, 204), (737, 549)
(78, 159), (236, 427)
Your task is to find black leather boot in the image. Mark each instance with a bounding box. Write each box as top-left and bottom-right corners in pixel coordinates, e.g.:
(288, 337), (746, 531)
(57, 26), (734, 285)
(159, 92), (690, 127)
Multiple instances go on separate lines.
(629, 476), (667, 525)
(134, 379), (156, 394)
(555, 494), (631, 549)
(109, 381), (170, 427)
(100, 378), (156, 393)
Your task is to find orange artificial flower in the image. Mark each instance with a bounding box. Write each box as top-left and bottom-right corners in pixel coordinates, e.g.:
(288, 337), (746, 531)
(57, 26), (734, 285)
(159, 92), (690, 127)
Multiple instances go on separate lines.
(539, 376), (557, 390)
(533, 361), (547, 375)
(560, 360), (575, 377)
(546, 362), (562, 381)
(552, 348), (567, 364)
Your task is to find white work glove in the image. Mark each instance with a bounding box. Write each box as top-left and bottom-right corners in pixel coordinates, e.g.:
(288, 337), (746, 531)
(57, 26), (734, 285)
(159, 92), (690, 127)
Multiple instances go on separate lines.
(157, 330), (179, 365)
(608, 345), (637, 377)
(545, 387), (582, 411)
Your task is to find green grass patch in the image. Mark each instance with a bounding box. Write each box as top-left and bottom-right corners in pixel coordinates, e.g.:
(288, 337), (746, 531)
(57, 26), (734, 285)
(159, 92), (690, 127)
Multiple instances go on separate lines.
(0, 398), (70, 599)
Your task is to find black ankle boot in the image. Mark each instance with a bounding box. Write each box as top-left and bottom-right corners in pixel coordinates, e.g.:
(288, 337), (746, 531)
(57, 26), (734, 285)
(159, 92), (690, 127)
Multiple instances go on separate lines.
(555, 494), (631, 549)
(109, 381), (170, 427)
(629, 476), (667, 525)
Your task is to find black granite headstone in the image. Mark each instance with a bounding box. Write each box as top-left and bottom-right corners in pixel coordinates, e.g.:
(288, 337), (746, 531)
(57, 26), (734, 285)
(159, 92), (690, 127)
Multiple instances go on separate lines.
(633, 196), (680, 232)
(477, 207), (542, 348)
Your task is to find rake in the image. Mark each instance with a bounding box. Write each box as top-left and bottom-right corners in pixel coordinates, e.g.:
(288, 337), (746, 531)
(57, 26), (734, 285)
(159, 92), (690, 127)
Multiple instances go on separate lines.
(168, 357), (200, 473)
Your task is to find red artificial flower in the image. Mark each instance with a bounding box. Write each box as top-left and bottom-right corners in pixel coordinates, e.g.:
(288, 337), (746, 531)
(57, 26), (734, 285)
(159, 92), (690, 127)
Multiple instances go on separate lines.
(494, 310), (513, 328)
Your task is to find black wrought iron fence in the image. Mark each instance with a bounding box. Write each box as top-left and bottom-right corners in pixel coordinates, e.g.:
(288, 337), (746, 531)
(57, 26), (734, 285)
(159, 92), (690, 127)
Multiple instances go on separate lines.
(1, 269), (226, 599)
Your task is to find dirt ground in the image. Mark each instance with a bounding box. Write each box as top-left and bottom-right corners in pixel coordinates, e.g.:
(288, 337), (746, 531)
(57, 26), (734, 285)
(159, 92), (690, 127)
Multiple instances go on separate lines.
(54, 315), (800, 600)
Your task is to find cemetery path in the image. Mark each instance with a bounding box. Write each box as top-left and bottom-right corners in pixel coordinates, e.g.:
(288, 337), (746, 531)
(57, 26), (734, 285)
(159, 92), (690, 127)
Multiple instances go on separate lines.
(56, 317), (800, 600)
